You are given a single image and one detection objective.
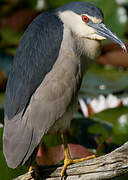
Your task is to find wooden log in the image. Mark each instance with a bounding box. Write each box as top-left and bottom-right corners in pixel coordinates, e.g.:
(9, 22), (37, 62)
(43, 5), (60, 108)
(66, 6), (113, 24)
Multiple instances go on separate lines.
(14, 141), (128, 180)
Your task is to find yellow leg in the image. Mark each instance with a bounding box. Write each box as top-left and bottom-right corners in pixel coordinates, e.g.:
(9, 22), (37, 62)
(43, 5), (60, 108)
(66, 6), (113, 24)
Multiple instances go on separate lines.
(29, 166), (33, 172)
(61, 133), (73, 176)
(29, 164), (39, 179)
(61, 132), (96, 177)
(29, 163), (38, 173)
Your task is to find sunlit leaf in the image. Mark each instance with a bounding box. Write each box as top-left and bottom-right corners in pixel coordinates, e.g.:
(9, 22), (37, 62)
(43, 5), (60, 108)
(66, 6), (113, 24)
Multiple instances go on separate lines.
(112, 113), (128, 144)
(88, 123), (111, 144)
(92, 106), (128, 124)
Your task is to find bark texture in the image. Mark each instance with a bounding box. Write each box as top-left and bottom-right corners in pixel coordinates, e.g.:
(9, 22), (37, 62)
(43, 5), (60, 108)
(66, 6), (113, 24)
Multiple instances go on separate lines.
(14, 142), (128, 180)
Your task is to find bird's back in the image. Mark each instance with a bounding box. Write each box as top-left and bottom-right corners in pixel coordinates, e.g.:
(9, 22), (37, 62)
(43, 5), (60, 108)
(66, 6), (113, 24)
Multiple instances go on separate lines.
(3, 11), (64, 168)
(4, 12), (63, 120)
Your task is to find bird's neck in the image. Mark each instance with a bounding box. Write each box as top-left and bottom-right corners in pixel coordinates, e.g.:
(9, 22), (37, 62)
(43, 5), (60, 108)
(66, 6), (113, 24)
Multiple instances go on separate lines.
(72, 31), (101, 73)
(53, 25), (101, 75)
(73, 34), (101, 60)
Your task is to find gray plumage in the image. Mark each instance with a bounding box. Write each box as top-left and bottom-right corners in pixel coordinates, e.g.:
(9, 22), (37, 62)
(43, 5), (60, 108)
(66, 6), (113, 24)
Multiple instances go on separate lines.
(3, 1), (126, 169)
(4, 12), (63, 120)
(3, 12), (64, 168)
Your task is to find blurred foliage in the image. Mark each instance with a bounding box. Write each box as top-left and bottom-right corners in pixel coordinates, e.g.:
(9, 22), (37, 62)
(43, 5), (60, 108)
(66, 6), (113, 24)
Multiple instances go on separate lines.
(0, 0), (127, 56)
(81, 64), (128, 97)
(0, 93), (4, 108)
(0, 0), (128, 179)
(0, 54), (13, 75)
(0, 27), (23, 55)
(92, 106), (128, 144)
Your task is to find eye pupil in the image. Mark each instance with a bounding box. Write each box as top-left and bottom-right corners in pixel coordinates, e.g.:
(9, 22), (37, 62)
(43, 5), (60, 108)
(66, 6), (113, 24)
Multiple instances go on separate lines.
(82, 15), (89, 22)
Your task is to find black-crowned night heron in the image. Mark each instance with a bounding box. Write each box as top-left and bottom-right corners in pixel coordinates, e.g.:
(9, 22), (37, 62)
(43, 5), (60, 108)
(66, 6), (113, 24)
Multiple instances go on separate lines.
(3, 1), (126, 177)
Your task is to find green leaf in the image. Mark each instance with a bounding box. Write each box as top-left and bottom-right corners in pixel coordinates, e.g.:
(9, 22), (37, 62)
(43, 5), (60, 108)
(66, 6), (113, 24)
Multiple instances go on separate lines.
(81, 64), (128, 98)
(47, 0), (76, 9)
(92, 106), (128, 124)
(88, 123), (111, 144)
(0, 108), (4, 125)
(0, 93), (5, 108)
(43, 133), (62, 148)
(0, 27), (22, 45)
(112, 113), (128, 144)
(92, 106), (128, 144)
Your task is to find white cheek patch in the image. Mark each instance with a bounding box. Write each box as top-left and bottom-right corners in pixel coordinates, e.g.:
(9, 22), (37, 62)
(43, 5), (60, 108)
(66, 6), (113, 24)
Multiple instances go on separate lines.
(58, 10), (104, 40)
(87, 34), (106, 40)
(58, 10), (95, 37)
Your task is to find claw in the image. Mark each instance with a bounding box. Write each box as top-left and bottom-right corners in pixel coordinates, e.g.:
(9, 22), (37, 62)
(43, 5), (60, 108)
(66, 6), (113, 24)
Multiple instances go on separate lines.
(60, 132), (96, 177)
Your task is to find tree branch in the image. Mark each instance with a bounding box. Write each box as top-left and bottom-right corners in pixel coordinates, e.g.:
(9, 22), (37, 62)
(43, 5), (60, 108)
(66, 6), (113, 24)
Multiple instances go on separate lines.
(14, 141), (128, 180)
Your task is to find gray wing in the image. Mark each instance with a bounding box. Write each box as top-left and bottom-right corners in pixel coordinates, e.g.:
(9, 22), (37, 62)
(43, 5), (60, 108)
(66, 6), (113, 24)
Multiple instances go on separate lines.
(21, 53), (82, 166)
(3, 12), (64, 168)
(4, 12), (63, 119)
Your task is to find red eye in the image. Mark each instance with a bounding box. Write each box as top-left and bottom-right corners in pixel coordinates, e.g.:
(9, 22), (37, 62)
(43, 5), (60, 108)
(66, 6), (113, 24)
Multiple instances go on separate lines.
(82, 15), (89, 23)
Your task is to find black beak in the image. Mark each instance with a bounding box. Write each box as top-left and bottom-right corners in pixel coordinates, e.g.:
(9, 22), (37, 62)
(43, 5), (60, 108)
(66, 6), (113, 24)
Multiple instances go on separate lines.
(89, 22), (127, 52)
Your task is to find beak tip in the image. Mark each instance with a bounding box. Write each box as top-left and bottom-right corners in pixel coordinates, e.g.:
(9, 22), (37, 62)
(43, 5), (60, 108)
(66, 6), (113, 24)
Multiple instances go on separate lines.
(122, 44), (127, 53)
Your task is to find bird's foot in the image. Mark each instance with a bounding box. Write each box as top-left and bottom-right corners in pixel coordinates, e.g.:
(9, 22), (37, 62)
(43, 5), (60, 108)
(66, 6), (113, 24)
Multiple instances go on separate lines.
(29, 165), (40, 179)
(61, 154), (96, 177)
(29, 166), (34, 172)
(61, 157), (73, 177)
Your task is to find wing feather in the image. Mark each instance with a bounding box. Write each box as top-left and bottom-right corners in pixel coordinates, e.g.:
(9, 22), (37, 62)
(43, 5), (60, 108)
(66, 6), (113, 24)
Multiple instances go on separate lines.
(3, 12), (63, 168)
(4, 12), (63, 119)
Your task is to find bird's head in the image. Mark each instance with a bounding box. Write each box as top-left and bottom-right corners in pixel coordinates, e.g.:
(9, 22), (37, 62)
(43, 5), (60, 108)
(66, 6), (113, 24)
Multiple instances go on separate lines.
(57, 1), (126, 52)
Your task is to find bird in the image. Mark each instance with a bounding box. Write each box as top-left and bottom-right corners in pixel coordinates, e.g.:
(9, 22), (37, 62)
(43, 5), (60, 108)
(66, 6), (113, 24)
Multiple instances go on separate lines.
(3, 1), (126, 177)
